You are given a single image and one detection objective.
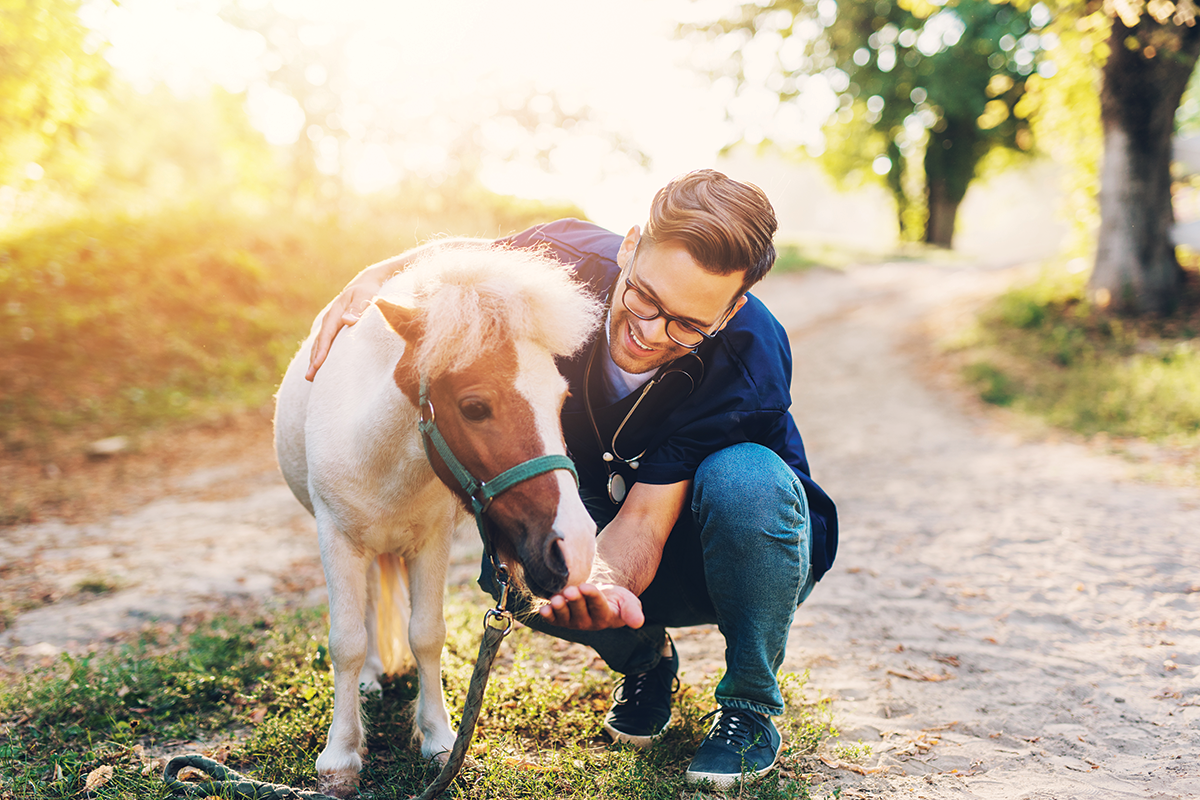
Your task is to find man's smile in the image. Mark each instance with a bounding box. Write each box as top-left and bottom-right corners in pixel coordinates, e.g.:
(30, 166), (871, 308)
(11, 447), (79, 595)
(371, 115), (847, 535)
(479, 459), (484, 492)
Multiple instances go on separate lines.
(626, 320), (657, 353)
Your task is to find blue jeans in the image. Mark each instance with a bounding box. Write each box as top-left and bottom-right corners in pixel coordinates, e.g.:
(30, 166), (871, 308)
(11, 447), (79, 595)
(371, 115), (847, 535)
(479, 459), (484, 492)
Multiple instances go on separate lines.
(479, 442), (814, 717)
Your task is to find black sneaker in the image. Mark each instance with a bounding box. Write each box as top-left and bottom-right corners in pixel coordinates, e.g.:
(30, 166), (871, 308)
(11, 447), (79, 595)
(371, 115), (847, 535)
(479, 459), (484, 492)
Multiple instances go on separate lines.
(684, 707), (782, 789)
(601, 638), (678, 747)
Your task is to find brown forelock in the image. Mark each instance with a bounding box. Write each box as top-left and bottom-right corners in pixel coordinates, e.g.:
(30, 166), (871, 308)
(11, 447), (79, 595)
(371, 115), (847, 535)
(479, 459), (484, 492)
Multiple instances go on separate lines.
(424, 337), (569, 597)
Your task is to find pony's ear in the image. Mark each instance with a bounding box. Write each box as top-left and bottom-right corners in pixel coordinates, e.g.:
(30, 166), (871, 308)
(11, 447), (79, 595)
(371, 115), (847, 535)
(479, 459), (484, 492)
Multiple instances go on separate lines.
(375, 296), (421, 340)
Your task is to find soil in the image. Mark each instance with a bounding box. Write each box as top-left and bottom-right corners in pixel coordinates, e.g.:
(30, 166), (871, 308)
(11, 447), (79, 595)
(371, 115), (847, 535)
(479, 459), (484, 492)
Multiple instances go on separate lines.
(2, 261), (1197, 799)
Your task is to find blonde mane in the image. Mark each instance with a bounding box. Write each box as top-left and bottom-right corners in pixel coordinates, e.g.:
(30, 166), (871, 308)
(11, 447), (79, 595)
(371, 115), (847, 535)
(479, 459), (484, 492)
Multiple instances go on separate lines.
(402, 244), (603, 378)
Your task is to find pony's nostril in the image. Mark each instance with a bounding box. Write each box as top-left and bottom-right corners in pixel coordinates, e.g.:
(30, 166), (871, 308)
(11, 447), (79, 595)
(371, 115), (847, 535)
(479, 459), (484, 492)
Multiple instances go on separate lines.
(545, 537), (569, 581)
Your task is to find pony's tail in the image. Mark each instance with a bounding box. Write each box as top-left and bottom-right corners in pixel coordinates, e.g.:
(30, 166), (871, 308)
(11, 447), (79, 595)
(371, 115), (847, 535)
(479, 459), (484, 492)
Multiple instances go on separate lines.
(375, 553), (412, 674)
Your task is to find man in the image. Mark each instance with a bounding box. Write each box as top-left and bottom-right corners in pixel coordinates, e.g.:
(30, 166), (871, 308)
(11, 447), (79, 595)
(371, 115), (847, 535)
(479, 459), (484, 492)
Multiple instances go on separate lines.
(306, 169), (838, 789)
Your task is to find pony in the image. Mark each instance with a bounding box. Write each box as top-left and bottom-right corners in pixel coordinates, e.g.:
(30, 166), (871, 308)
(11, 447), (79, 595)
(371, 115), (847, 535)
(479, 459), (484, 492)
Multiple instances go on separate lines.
(274, 243), (602, 796)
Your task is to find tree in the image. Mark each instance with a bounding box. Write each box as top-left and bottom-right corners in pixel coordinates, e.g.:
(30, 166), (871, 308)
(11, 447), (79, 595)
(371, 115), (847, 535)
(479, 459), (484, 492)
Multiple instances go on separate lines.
(688, 0), (1044, 247)
(0, 0), (110, 186)
(1088, 0), (1200, 314)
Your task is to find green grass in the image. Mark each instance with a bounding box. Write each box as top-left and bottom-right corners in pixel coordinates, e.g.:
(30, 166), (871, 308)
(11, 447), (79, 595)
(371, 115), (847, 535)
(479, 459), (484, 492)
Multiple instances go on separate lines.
(0, 189), (584, 458)
(771, 239), (967, 274)
(0, 595), (834, 799)
(951, 262), (1200, 445)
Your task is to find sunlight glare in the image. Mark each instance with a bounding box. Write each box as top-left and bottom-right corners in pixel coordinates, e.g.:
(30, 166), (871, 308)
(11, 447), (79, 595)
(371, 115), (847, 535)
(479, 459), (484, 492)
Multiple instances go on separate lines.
(84, 0), (827, 227)
(246, 83), (305, 146)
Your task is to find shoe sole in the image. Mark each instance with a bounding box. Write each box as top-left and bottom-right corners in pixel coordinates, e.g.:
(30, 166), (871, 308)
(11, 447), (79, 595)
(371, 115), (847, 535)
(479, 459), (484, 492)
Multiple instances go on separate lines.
(684, 754), (779, 789)
(602, 719), (670, 749)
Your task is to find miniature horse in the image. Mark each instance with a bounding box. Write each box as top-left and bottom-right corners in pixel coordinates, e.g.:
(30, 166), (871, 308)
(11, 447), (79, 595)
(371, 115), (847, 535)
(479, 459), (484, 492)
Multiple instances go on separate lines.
(274, 245), (601, 796)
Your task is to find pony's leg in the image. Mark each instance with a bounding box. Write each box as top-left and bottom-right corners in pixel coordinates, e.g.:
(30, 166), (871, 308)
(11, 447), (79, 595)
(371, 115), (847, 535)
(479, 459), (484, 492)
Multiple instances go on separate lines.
(406, 537), (456, 762)
(359, 557), (384, 694)
(315, 523), (373, 798)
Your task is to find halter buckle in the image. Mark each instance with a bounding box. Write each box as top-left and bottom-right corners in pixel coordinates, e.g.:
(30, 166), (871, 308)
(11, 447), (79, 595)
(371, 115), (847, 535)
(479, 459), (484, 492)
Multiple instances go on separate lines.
(472, 483), (494, 514)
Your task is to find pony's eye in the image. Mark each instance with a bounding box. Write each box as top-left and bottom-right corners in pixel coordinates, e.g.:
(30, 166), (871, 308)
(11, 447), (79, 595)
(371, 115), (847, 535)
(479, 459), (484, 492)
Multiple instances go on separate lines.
(459, 398), (492, 421)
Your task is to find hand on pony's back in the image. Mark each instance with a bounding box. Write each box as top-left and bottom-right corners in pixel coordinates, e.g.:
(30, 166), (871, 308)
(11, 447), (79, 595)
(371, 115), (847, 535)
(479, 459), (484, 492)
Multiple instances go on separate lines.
(305, 275), (386, 381)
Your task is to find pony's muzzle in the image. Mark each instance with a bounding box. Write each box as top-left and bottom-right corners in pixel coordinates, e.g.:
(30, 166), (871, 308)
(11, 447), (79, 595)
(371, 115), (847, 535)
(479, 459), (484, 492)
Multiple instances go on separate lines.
(519, 534), (571, 599)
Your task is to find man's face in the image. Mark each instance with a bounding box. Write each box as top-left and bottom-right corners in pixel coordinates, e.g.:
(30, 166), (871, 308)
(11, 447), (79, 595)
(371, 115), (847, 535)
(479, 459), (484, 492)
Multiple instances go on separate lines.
(608, 229), (748, 375)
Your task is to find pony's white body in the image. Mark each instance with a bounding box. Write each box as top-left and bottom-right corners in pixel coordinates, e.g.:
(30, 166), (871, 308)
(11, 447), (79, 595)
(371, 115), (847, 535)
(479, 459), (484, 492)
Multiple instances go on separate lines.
(274, 248), (600, 795)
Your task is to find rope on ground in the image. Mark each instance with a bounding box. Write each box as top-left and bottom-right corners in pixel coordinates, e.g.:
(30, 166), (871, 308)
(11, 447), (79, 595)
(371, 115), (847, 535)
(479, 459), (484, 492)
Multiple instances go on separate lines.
(162, 753), (339, 800)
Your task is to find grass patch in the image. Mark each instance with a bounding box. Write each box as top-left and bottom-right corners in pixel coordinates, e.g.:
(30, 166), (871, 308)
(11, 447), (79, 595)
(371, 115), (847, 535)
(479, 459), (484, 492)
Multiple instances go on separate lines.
(0, 190), (584, 524)
(771, 239), (968, 274)
(952, 263), (1200, 445)
(0, 593), (834, 799)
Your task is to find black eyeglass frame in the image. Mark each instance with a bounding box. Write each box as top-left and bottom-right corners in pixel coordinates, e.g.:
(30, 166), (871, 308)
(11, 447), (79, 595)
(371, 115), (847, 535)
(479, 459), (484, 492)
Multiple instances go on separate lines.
(620, 240), (741, 349)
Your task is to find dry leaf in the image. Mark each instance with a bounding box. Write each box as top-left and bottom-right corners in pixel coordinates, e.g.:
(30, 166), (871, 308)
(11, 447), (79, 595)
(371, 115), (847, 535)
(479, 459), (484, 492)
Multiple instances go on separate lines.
(176, 766), (207, 782)
(502, 756), (558, 772)
(85, 765), (114, 791)
(818, 754), (903, 776)
(922, 721), (959, 732)
(887, 668), (954, 682)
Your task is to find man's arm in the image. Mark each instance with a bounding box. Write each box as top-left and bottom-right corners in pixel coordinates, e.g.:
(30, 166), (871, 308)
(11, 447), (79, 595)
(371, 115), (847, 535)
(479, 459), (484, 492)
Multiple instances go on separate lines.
(304, 237), (489, 380)
(538, 479), (689, 630)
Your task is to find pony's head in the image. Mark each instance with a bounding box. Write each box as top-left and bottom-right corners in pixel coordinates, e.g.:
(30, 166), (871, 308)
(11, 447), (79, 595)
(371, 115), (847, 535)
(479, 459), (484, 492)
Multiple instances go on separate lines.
(376, 244), (602, 598)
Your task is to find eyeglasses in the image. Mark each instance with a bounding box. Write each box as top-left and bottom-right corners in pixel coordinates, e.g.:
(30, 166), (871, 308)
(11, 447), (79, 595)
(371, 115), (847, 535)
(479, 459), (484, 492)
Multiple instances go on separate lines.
(620, 241), (739, 349)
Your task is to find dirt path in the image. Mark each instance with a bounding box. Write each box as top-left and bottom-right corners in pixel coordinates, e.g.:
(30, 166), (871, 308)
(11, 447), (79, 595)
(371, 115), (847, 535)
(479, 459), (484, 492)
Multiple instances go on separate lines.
(2, 262), (1197, 799)
(758, 264), (1200, 800)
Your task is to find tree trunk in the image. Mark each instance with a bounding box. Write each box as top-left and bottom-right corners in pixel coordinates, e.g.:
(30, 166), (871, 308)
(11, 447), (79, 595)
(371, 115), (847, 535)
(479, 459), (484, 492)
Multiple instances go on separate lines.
(923, 117), (980, 248)
(1093, 17), (1200, 315)
(925, 178), (960, 248)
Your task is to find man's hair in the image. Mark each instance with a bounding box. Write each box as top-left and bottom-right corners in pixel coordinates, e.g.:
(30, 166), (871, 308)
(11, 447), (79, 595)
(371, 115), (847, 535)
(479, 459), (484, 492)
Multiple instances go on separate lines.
(642, 169), (778, 293)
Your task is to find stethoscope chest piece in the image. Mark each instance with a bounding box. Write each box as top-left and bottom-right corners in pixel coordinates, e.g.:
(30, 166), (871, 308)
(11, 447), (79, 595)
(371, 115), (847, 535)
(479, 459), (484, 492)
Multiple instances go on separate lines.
(607, 471), (627, 504)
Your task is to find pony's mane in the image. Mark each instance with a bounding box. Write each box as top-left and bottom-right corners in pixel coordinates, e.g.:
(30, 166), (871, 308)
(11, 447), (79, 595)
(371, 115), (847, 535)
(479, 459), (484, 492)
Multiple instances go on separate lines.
(402, 244), (603, 377)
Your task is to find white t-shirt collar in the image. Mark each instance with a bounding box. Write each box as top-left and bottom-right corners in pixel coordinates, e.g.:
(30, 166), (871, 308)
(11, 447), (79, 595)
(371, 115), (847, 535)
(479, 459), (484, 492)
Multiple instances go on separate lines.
(600, 308), (656, 404)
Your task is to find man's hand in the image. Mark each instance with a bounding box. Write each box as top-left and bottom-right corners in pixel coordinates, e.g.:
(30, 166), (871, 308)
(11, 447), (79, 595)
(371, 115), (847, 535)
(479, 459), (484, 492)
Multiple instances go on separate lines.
(304, 265), (395, 381)
(539, 583), (644, 631)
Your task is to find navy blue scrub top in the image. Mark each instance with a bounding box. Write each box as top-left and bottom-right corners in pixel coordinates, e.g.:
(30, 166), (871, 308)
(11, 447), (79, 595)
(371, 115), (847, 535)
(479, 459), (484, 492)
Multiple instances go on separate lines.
(498, 219), (838, 581)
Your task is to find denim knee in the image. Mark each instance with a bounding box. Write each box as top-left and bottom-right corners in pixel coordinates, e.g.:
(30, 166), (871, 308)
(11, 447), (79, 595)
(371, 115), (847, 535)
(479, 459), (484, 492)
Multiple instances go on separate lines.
(692, 443), (813, 605)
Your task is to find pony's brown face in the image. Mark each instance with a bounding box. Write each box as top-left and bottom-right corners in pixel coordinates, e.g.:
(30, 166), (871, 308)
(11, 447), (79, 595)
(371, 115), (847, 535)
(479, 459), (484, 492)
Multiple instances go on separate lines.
(378, 298), (596, 599)
(425, 341), (595, 597)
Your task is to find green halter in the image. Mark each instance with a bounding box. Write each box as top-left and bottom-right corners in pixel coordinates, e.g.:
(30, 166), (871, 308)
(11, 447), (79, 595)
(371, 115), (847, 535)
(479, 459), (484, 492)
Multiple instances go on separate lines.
(417, 376), (578, 570)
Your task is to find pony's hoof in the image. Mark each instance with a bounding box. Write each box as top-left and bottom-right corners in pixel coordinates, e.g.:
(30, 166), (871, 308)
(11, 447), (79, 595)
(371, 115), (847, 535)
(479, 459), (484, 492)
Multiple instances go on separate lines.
(317, 770), (360, 799)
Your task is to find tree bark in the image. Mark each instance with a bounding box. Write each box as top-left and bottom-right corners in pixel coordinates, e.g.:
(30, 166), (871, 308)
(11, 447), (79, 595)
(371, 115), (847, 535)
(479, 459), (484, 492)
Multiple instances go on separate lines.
(925, 179), (961, 248)
(923, 117), (980, 248)
(1093, 17), (1200, 315)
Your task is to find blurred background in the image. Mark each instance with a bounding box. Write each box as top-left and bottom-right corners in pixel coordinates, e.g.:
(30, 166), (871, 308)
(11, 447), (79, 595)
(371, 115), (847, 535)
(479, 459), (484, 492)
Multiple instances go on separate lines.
(2, 0), (1199, 518)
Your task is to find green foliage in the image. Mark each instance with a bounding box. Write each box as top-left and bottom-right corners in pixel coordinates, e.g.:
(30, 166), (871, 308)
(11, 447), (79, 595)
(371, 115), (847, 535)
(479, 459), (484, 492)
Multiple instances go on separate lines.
(0, 593), (834, 799)
(774, 243), (824, 272)
(689, 0), (1043, 244)
(1016, 7), (1104, 259)
(957, 263), (1200, 442)
(0, 0), (109, 186)
(0, 190), (586, 455)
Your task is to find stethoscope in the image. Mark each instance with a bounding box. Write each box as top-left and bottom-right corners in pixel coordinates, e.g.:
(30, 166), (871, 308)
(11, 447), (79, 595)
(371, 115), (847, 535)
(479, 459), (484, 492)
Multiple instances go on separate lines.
(581, 334), (703, 504)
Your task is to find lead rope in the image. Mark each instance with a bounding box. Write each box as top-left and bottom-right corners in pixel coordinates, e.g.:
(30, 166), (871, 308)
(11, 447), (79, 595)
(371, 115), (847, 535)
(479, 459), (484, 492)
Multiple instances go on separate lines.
(164, 571), (516, 800)
(411, 568), (514, 800)
(162, 753), (337, 799)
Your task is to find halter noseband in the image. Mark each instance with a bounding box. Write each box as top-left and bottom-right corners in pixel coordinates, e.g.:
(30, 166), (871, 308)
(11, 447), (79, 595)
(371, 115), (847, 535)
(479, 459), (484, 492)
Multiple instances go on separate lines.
(416, 376), (578, 581)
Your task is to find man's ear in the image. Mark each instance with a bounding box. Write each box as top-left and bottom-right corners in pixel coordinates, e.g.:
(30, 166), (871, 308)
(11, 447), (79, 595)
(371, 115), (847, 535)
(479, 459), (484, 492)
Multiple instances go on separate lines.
(717, 295), (750, 332)
(375, 295), (420, 339)
(617, 226), (641, 269)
